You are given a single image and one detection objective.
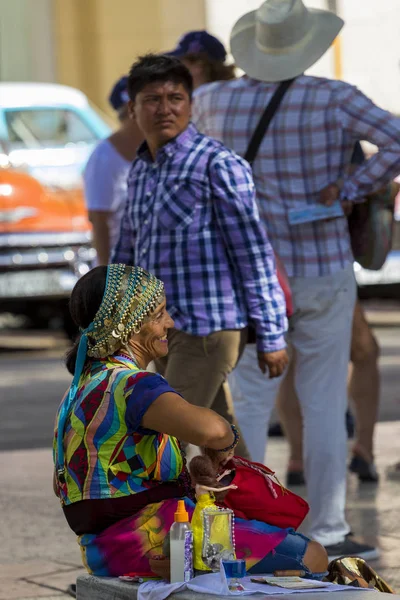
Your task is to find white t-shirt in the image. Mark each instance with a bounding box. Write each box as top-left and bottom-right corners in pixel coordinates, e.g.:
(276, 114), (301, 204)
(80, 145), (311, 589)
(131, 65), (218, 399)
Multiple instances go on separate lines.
(83, 138), (131, 253)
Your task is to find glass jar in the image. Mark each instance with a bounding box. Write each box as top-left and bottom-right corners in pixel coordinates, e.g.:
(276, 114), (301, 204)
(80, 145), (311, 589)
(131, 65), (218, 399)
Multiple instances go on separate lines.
(201, 507), (235, 572)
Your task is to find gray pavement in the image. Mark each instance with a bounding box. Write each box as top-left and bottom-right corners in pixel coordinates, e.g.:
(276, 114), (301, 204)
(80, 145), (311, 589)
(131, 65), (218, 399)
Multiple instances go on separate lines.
(0, 349), (70, 451)
(0, 306), (399, 599)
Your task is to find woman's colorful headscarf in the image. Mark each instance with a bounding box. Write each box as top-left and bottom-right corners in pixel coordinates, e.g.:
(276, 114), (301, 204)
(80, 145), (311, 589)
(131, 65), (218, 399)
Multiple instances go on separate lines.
(56, 264), (165, 481)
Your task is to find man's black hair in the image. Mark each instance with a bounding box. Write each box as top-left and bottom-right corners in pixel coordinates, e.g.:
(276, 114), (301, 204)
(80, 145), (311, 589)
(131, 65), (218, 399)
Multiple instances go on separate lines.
(127, 54), (193, 102)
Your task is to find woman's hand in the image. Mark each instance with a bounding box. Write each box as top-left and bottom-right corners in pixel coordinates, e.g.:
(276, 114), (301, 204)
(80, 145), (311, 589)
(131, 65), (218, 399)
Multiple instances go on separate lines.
(88, 211), (111, 266)
(204, 447), (234, 471)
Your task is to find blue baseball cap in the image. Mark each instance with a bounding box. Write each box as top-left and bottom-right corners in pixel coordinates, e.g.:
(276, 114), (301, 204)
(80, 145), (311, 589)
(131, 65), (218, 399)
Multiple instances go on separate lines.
(167, 31), (227, 62)
(108, 76), (130, 111)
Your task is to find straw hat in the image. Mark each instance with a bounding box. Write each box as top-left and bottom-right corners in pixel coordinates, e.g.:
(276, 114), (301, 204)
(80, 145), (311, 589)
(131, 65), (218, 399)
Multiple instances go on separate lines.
(230, 0), (344, 82)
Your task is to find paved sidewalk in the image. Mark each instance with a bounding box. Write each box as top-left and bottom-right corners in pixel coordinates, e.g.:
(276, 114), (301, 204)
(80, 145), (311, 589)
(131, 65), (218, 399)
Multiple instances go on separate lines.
(1, 421), (400, 599)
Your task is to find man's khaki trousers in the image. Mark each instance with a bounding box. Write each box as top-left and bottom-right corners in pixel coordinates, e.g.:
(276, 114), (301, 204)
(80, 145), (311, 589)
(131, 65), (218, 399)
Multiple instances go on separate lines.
(156, 328), (249, 458)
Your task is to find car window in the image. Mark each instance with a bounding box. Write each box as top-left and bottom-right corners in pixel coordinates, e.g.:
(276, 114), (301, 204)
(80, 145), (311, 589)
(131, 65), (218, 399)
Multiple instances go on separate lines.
(4, 108), (98, 149)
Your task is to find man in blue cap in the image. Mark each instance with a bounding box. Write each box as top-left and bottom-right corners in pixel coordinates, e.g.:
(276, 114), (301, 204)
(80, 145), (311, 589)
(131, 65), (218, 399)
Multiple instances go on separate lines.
(84, 76), (142, 264)
(167, 30), (235, 89)
(168, 30), (227, 61)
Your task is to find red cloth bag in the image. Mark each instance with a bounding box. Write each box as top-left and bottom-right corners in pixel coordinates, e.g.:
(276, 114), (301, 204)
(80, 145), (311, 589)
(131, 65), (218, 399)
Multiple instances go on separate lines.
(219, 457), (309, 530)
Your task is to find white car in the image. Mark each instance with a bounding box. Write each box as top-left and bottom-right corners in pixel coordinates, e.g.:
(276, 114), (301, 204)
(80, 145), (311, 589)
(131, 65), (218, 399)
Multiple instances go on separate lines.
(0, 82), (111, 333)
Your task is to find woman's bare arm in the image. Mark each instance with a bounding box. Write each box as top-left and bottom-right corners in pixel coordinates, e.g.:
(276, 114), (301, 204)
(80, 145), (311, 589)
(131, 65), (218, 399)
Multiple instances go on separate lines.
(88, 210), (111, 265)
(141, 392), (234, 450)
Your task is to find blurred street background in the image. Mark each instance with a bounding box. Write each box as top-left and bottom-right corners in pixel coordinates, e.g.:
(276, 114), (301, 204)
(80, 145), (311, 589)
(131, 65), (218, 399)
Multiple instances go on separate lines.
(1, 0), (399, 337)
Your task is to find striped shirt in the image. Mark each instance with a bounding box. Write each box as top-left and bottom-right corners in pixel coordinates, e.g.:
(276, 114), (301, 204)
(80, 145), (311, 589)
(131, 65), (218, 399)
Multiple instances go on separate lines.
(112, 123), (287, 352)
(192, 75), (400, 278)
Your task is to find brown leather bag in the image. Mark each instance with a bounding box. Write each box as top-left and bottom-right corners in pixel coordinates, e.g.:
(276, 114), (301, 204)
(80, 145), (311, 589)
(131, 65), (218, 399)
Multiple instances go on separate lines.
(346, 142), (399, 271)
(348, 181), (399, 271)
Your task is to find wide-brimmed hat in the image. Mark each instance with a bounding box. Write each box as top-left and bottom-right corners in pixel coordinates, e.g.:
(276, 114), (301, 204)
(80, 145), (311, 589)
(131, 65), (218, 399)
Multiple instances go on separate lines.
(230, 0), (344, 82)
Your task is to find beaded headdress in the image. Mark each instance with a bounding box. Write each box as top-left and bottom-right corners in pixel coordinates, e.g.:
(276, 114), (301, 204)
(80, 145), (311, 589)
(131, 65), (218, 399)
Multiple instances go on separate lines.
(86, 264), (165, 358)
(56, 264), (165, 482)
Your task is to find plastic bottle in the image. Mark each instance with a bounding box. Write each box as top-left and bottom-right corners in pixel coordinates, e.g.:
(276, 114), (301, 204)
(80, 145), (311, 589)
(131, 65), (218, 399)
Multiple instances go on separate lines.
(169, 500), (193, 583)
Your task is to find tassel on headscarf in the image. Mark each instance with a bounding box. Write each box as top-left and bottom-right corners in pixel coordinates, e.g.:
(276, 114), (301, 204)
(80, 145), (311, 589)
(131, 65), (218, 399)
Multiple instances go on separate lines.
(56, 323), (93, 481)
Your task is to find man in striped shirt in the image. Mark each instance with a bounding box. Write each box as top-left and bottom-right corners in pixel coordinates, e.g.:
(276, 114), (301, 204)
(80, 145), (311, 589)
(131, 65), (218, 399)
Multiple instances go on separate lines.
(193, 0), (400, 558)
(112, 54), (288, 457)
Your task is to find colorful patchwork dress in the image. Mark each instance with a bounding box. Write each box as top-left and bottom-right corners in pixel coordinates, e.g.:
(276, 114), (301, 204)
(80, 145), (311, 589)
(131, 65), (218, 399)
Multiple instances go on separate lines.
(53, 353), (287, 576)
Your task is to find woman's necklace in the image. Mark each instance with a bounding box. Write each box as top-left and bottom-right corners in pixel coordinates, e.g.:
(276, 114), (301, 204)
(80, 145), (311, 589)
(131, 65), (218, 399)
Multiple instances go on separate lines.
(117, 347), (138, 364)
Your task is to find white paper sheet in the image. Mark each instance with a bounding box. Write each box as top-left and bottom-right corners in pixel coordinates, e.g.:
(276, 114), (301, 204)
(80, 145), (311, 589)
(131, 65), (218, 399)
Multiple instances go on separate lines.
(138, 563), (373, 600)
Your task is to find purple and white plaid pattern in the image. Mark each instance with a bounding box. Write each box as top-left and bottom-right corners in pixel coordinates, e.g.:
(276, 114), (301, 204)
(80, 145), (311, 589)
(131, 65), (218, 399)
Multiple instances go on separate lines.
(193, 75), (400, 278)
(112, 123), (287, 352)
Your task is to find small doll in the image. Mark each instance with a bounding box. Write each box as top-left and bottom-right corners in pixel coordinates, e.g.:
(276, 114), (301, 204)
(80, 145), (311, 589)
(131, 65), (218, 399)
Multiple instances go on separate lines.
(189, 455), (237, 571)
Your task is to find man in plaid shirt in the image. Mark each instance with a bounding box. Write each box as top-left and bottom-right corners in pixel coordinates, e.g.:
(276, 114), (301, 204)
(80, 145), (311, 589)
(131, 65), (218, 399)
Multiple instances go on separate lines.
(193, 0), (400, 559)
(112, 54), (288, 457)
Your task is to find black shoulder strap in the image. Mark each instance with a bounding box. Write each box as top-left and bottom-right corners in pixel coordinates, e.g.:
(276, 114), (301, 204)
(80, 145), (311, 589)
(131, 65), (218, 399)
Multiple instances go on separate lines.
(244, 78), (295, 166)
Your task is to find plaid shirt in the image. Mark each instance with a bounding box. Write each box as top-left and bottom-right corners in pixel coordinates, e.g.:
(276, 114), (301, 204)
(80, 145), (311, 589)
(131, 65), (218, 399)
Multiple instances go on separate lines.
(193, 75), (400, 278)
(112, 123), (287, 352)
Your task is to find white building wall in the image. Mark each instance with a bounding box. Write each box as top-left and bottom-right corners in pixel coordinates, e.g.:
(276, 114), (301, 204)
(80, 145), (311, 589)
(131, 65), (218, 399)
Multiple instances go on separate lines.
(0, 0), (55, 83)
(339, 0), (400, 114)
(205, 0), (400, 113)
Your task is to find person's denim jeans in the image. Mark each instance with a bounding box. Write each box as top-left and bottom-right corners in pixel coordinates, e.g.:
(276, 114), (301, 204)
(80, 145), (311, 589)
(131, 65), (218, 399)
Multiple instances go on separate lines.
(248, 530), (326, 580)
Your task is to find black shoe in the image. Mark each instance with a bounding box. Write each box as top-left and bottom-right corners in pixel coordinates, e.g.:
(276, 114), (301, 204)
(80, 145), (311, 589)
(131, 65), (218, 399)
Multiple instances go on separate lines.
(346, 410), (355, 439)
(268, 422), (284, 437)
(67, 584), (76, 598)
(386, 462), (400, 480)
(325, 537), (379, 561)
(349, 454), (379, 483)
(286, 470), (306, 486)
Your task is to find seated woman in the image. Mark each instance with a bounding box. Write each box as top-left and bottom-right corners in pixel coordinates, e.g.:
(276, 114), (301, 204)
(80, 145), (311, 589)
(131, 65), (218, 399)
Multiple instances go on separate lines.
(53, 264), (328, 577)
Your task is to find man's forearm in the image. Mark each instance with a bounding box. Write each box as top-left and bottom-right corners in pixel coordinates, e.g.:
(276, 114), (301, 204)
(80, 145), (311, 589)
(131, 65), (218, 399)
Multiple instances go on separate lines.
(337, 87), (400, 201)
(211, 155), (288, 350)
(341, 155), (400, 202)
(243, 240), (288, 352)
(233, 247), (288, 352)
